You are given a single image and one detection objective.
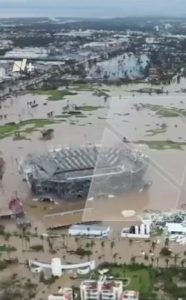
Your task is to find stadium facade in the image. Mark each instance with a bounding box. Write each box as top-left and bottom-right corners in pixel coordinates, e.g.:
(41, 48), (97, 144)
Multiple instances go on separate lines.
(20, 145), (148, 200)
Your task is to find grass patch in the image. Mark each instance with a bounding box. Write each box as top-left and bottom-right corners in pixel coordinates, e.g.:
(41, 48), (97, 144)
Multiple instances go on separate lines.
(108, 266), (152, 294)
(79, 105), (103, 111)
(145, 127), (167, 136)
(95, 264), (155, 298)
(131, 88), (164, 94)
(30, 89), (78, 101)
(13, 132), (30, 141)
(72, 83), (95, 92)
(29, 244), (44, 252)
(134, 140), (186, 150)
(0, 245), (16, 252)
(0, 119), (56, 140)
(93, 89), (110, 97)
(145, 104), (186, 118)
(95, 263), (186, 300)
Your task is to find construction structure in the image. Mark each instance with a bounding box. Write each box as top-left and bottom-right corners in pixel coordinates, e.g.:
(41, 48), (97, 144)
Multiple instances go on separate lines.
(80, 277), (123, 300)
(20, 144), (148, 200)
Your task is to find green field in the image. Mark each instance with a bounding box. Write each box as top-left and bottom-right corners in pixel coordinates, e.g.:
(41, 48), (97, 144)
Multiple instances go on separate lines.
(105, 265), (153, 297)
(93, 263), (186, 300)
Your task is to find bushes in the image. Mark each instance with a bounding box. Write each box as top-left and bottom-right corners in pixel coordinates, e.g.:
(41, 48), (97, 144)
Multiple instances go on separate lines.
(75, 247), (92, 257)
(29, 244), (44, 252)
(160, 247), (172, 256)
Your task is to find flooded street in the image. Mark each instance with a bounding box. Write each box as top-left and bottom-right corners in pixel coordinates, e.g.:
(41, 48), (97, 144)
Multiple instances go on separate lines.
(1, 80), (186, 228)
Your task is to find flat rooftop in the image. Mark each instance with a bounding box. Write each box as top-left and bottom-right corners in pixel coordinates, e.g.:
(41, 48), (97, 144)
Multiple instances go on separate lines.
(69, 224), (110, 231)
(44, 207), (98, 229)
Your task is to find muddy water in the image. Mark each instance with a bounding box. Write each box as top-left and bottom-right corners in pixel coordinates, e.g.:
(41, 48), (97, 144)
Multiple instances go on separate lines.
(0, 82), (186, 229)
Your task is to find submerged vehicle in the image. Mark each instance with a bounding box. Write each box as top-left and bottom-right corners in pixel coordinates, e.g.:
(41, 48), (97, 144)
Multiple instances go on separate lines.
(20, 144), (148, 200)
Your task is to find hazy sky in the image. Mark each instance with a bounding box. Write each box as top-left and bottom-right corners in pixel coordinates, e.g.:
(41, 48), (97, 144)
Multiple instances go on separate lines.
(0, 0), (186, 18)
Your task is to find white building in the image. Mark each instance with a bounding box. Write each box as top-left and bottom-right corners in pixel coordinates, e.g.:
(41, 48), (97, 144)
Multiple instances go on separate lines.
(80, 278), (123, 300)
(51, 258), (62, 277)
(122, 291), (139, 300)
(29, 258), (95, 277)
(165, 223), (186, 235)
(5, 47), (48, 59)
(80, 280), (99, 300)
(68, 224), (111, 237)
(121, 222), (151, 239)
(48, 288), (73, 300)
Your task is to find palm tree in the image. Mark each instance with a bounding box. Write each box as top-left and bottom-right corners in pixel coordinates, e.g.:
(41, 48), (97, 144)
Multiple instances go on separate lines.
(150, 257), (154, 266)
(151, 241), (156, 252)
(90, 240), (95, 248)
(110, 241), (115, 252)
(34, 227), (38, 236)
(173, 253), (179, 266)
(129, 239), (133, 245)
(24, 235), (30, 250)
(181, 259), (186, 268)
(4, 232), (11, 259)
(40, 235), (44, 249)
(75, 237), (79, 246)
(131, 256), (136, 264)
(113, 253), (118, 263)
(86, 242), (90, 249)
(164, 238), (169, 247)
(156, 257), (159, 267)
(165, 258), (169, 268)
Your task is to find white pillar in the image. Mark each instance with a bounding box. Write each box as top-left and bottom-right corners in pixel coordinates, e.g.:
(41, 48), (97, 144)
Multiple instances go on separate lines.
(140, 224), (145, 236)
(135, 226), (139, 235)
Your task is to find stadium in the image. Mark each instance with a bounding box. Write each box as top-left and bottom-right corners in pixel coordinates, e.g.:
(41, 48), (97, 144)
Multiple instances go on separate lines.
(20, 144), (148, 201)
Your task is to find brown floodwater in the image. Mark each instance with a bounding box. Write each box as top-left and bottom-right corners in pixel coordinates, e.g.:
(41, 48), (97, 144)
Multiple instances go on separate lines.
(0, 81), (186, 230)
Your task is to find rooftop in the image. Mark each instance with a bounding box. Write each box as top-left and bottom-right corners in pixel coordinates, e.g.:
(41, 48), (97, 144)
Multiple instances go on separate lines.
(81, 280), (98, 290)
(22, 145), (147, 183)
(69, 224), (110, 231)
(166, 222), (186, 233)
(122, 290), (139, 299)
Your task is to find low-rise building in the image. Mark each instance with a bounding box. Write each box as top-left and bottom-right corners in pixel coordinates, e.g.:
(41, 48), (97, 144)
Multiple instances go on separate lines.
(80, 280), (99, 300)
(101, 280), (123, 300)
(165, 222), (186, 235)
(68, 224), (111, 237)
(122, 290), (139, 300)
(48, 288), (73, 300)
(80, 278), (123, 300)
(121, 222), (151, 239)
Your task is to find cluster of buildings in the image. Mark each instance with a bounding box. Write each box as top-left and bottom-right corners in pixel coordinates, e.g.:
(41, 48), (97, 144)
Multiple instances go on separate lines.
(0, 18), (186, 98)
(48, 278), (139, 300)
